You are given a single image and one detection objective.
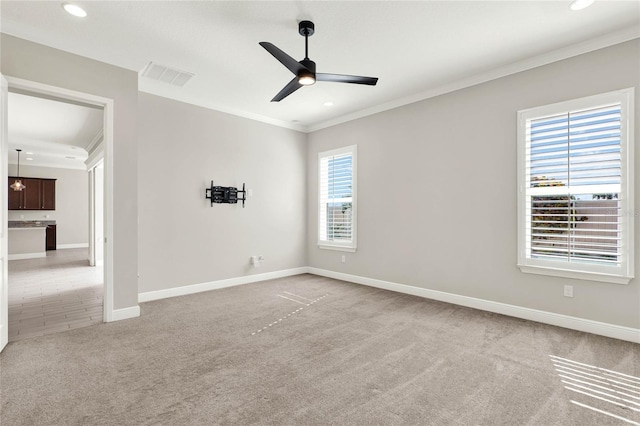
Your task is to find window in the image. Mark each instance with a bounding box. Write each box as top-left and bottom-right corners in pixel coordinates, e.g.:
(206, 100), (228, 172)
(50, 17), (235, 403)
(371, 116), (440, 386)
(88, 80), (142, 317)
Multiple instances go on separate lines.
(517, 89), (634, 284)
(318, 145), (357, 252)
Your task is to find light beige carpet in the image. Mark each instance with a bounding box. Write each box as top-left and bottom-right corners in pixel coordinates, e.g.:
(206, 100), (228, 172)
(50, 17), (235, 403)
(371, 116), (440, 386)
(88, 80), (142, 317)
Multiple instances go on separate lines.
(1, 274), (638, 425)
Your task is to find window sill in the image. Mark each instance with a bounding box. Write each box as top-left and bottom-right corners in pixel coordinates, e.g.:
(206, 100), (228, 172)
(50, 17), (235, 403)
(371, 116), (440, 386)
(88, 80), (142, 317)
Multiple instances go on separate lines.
(318, 244), (356, 253)
(518, 264), (632, 285)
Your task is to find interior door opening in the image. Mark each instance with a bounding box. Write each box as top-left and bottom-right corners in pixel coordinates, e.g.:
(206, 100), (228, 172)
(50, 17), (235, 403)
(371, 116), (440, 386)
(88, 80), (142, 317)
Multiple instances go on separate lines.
(1, 77), (114, 349)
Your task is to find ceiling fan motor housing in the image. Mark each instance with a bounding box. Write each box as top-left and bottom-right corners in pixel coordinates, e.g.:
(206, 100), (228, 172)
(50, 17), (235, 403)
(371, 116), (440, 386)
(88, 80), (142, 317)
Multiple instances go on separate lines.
(300, 58), (316, 74)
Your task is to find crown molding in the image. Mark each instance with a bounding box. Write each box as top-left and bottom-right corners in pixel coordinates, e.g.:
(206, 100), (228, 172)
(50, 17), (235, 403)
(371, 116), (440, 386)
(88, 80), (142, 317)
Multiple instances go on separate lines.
(307, 26), (640, 133)
(86, 128), (104, 155)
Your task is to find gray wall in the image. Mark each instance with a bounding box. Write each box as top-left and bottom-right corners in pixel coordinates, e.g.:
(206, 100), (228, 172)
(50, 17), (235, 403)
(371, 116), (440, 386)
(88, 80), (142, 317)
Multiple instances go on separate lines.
(307, 40), (640, 329)
(1, 34), (138, 310)
(138, 93), (307, 293)
(8, 164), (88, 246)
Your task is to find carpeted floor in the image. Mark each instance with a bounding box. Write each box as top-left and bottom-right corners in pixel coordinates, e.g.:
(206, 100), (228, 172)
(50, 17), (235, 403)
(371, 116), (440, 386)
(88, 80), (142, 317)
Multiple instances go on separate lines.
(1, 274), (638, 425)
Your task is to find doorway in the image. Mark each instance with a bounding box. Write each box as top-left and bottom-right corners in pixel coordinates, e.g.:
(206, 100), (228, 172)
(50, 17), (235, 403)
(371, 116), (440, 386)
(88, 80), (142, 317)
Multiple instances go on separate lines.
(0, 76), (115, 349)
(7, 91), (103, 341)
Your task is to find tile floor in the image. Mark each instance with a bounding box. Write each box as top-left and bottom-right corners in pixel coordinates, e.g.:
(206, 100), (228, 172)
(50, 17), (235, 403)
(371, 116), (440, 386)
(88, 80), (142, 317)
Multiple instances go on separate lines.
(8, 248), (103, 342)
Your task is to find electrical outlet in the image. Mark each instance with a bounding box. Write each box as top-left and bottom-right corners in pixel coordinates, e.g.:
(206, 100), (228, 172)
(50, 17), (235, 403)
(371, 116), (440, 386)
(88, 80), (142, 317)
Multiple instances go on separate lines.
(564, 285), (573, 298)
(341, 255), (346, 263)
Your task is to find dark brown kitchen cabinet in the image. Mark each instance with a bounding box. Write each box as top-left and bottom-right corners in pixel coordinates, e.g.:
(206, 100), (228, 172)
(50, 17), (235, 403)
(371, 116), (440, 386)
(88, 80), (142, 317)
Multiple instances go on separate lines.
(41, 179), (56, 210)
(8, 177), (56, 210)
(7, 177), (38, 210)
(22, 178), (42, 209)
(7, 182), (21, 210)
(46, 225), (57, 251)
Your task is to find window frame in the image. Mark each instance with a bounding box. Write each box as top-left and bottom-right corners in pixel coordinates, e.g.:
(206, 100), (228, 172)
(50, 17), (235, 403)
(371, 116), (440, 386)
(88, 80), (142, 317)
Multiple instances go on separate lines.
(318, 145), (357, 252)
(517, 88), (634, 284)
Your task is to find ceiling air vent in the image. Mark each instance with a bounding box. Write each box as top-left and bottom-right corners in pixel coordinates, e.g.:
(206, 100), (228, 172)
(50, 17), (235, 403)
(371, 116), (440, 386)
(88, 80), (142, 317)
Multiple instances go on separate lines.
(140, 62), (194, 87)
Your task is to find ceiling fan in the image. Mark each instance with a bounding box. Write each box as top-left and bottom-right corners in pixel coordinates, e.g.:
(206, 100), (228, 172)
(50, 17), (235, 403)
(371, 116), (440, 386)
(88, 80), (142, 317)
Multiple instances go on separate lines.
(259, 21), (378, 102)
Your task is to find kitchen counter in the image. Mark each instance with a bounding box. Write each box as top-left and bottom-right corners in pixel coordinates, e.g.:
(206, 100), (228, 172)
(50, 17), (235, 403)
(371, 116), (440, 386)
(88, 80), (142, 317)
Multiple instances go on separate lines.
(8, 227), (46, 260)
(8, 220), (56, 228)
(7, 221), (55, 260)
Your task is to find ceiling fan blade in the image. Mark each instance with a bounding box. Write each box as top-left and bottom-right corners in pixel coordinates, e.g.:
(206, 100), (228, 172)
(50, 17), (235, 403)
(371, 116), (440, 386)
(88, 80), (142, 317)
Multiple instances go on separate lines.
(271, 77), (303, 102)
(259, 42), (308, 75)
(316, 73), (378, 85)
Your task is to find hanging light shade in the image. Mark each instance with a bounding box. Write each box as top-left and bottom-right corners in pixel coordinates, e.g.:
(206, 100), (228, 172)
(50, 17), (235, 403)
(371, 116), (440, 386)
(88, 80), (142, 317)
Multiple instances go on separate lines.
(10, 149), (26, 192)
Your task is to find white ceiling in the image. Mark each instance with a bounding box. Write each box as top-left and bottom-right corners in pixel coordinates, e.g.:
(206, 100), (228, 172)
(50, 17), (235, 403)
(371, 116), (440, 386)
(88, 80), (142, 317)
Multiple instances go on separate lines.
(1, 1), (638, 132)
(7, 92), (103, 170)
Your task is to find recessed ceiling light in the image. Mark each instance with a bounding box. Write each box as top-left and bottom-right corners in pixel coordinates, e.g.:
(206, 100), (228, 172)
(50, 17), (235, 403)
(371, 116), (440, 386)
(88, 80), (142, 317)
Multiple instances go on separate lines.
(26, 157), (33, 161)
(323, 101), (334, 107)
(65, 156), (76, 159)
(62, 3), (87, 17)
(569, 0), (595, 11)
(26, 151), (34, 155)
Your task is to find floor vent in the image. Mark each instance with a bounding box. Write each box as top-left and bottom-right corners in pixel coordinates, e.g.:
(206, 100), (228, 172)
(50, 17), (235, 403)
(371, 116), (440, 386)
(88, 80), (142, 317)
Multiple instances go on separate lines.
(140, 62), (194, 87)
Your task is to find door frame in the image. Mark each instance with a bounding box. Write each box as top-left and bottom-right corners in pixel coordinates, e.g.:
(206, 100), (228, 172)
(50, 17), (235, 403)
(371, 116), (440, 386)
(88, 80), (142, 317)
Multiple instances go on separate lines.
(87, 160), (104, 268)
(1, 75), (8, 351)
(3, 76), (116, 326)
(88, 168), (96, 267)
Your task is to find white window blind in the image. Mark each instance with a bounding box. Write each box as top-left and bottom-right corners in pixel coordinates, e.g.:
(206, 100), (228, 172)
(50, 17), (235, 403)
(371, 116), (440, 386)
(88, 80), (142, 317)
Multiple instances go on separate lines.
(318, 145), (357, 251)
(518, 89), (634, 284)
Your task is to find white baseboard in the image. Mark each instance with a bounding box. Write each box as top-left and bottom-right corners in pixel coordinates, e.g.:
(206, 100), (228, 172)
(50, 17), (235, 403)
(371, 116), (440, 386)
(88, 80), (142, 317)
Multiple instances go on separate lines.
(134, 265), (639, 343)
(108, 305), (140, 322)
(57, 243), (89, 249)
(8, 252), (46, 261)
(307, 268), (640, 344)
(138, 267), (309, 303)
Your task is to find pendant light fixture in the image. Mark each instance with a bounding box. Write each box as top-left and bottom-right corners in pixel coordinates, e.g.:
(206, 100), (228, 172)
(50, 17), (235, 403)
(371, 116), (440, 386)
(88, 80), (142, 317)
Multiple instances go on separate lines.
(10, 149), (26, 192)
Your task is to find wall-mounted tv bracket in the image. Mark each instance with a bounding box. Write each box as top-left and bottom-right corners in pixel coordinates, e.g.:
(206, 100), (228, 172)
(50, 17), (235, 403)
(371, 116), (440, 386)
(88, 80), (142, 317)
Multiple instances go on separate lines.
(205, 181), (246, 208)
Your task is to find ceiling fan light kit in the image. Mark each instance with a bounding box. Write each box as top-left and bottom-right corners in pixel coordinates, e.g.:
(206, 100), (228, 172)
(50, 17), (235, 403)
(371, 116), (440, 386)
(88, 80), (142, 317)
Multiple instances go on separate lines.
(259, 20), (378, 102)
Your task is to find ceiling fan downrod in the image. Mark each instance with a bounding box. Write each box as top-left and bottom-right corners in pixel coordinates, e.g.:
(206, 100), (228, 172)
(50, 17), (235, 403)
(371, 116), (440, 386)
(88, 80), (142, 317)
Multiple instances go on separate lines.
(298, 20), (315, 60)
